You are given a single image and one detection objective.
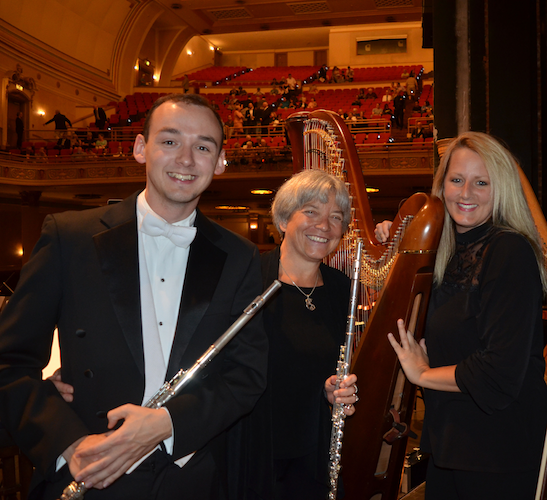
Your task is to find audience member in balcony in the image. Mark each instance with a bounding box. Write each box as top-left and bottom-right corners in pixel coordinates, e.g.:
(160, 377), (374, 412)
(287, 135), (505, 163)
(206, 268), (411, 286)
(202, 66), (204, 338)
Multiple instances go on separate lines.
(238, 86), (247, 96)
(57, 132), (72, 150)
(35, 147), (48, 163)
(244, 102), (258, 134)
(242, 135), (256, 150)
(210, 100), (219, 111)
(229, 86), (239, 96)
(270, 77), (279, 86)
(112, 145), (126, 159)
(422, 100), (433, 116)
(382, 104), (394, 117)
(296, 96), (308, 109)
(94, 106), (108, 130)
(412, 123), (427, 139)
(71, 146), (87, 161)
(270, 111), (282, 133)
(270, 85), (280, 96)
(257, 137), (274, 164)
(423, 123), (435, 139)
(286, 74), (296, 91)
(44, 110), (72, 139)
(278, 96), (290, 109)
(240, 94), (253, 110)
(393, 91), (406, 129)
(371, 103), (383, 117)
(337, 108), (349, 120)
(233, 104), (244, 135)
(412, 101), (423, 114)
(348, 111), (360, 125)
(345, 66), (354, 82)
(279, 75), (286, 86)
(406, 71), (418, 99)
(95, 133), (108, 150)
(307, 98), (318, 110)
(256, 100), (272, 136)
(382, 89), (394, 102)
(68, 132), (83, 149)
(317, 64), (328, 82)
(224, 114), (234, 140)
(401, 68), (410, 79)
(180, 74), (190, 93)
(226, 96), (238, 110)
(254, 88), (264, 98)
(332, 66), (344, 83)
(364, 88), (377, 100)
(15, 111), (24, 149)
(83, 127), (95, 149)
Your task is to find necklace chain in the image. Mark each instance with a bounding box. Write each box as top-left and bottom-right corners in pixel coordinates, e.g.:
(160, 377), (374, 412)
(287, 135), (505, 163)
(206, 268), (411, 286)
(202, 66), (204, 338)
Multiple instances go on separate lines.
(279, 260), (319, 311)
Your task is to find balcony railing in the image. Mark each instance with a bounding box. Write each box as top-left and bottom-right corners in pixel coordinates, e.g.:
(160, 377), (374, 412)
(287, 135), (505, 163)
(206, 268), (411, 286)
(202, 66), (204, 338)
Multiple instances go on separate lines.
(0, 138), (434, 189)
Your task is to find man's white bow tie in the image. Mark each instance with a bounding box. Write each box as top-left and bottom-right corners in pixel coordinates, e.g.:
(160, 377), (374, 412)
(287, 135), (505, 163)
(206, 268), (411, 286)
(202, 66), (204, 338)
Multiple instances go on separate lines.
(140, 213), (197, 248)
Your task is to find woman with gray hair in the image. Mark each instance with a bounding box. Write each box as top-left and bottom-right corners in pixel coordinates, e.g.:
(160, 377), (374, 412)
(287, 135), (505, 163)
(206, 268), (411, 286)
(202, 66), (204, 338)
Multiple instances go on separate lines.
(237, 169), (358, 500)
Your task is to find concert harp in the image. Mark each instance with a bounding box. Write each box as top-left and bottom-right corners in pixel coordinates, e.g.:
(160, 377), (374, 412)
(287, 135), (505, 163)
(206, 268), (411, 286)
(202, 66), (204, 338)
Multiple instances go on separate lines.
(285, 110), (444, 500)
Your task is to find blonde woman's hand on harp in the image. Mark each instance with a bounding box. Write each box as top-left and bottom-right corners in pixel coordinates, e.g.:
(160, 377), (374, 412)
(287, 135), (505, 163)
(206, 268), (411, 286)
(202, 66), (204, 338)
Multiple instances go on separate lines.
(374, 220), (392, 244)
(387, 319), (429, 386)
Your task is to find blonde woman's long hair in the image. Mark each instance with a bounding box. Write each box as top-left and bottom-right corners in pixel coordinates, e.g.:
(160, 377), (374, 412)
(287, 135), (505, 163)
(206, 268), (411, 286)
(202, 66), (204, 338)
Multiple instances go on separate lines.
(432, 131), (547, 293)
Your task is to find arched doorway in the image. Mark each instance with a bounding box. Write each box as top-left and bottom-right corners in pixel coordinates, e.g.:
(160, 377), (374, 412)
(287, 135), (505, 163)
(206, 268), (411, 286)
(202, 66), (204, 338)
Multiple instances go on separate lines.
(6, 90), (29, 150)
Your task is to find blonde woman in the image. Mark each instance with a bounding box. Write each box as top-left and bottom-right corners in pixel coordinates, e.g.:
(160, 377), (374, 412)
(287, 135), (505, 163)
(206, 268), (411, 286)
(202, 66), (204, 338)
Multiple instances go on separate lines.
(378, 132), (547, 499)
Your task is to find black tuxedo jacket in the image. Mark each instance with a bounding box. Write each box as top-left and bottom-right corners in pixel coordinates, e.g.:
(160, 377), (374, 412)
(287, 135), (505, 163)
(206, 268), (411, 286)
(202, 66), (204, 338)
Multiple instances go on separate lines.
(0, 192), (267, 489)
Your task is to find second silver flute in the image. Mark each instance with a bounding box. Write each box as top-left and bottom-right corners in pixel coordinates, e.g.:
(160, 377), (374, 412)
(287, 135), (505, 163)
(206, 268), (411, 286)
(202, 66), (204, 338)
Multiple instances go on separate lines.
(328, 240), (363, 500)
(59, 279), (282, 500)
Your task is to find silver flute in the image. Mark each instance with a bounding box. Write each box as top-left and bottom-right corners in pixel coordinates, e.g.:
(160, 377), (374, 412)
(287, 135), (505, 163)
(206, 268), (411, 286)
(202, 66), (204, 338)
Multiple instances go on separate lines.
(58, 279), (281, 500)
(328, 240), (362, 500)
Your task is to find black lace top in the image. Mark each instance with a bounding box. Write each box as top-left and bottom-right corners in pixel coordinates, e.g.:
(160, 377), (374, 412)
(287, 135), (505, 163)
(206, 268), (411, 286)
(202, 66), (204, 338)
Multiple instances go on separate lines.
(421, 222), (547, 472)
(442, 222), (495, 290)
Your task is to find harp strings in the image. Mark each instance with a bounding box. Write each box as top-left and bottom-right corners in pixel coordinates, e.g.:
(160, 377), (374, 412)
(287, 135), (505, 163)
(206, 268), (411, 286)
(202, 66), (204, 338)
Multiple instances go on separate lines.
(302, 117), (412, 347)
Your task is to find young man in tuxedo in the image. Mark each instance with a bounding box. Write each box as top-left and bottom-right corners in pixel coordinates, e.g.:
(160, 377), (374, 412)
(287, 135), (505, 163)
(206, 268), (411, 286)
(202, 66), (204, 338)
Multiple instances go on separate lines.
(0, 94), (268, 499)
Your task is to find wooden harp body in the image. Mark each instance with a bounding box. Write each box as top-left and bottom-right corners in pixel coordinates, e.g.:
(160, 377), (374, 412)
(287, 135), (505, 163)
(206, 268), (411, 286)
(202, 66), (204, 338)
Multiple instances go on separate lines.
(285, 110), (444, 500)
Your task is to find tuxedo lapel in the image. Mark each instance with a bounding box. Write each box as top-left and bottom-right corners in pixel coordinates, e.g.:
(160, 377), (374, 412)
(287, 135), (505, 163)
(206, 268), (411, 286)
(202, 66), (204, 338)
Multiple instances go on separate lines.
(166, 211), (227, 379)
(93, 193), (144, 375)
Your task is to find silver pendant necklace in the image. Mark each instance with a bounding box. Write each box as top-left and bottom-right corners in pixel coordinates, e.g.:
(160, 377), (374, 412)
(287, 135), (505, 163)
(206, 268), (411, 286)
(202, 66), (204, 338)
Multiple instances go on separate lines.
(279, 260), (319, 311)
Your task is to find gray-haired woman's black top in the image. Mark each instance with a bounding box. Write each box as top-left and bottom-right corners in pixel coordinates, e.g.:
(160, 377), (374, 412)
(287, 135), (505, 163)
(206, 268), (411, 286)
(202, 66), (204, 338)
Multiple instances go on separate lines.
(228, 246), (350, 499)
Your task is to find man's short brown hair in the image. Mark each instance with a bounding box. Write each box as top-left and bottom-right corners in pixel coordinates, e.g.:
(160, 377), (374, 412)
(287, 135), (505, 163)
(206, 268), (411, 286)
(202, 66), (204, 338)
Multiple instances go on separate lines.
(142, 93), (225, 148)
